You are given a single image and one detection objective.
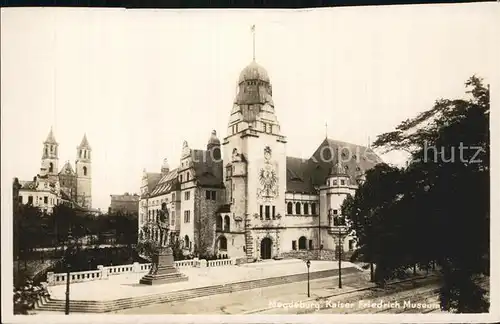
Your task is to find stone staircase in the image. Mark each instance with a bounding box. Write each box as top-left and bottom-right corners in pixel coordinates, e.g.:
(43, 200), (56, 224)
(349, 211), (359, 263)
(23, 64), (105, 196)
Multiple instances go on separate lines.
(36, 266), (361, 313)
(244, 218), (254, 262)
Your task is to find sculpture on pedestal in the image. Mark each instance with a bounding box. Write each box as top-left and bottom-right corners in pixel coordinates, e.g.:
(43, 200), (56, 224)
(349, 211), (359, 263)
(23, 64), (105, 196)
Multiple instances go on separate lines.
(140, 203), (188, 285)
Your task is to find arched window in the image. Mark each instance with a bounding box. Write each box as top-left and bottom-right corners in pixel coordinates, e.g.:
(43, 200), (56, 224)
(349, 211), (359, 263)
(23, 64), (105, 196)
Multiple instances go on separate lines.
(219, 236), (227, 250)
(187, 172), (190, 181)
(224, 215), (230, 232)
(216, 215), (223, 230)
(84, 150), (87, 159)
(80, 150), (82, 158)
(295, 202), (301, 215)
(298, 236), (307, 250)
(49, 162), (54, 173)
(287, 202), (293, 214)
(311, 203), (317, 215)
(83, 166), (87, 176)
(45, 147), (48, 156)
(184, 235), (190, 249)
(303, 203), (309, 215)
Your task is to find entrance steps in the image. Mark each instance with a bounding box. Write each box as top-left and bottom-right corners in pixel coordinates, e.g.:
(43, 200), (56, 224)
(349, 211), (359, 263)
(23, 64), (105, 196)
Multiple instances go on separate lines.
(35, 266), (361, 313)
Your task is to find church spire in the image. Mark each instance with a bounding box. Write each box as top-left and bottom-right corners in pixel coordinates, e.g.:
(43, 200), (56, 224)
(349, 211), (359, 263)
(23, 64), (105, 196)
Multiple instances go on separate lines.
(44, 126), (57, 144)
(78, 133), (90, 149)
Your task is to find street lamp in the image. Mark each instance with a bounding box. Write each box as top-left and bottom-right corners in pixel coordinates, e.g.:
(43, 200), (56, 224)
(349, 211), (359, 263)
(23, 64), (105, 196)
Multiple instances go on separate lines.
(306, 259), (311, 297)
(65, 229), (76, 315)
(329, 211), (348, 289)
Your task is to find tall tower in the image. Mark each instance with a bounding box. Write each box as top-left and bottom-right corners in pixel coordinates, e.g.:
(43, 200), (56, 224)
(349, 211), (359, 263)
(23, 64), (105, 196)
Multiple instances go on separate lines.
(40, 127), (59, 177)
(75, 133), (92, 208)
(223, 26), (287, 260)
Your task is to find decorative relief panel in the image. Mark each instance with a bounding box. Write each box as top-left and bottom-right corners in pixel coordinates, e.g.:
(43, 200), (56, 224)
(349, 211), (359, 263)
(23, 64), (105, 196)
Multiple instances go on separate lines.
(257, 146), (279, 202)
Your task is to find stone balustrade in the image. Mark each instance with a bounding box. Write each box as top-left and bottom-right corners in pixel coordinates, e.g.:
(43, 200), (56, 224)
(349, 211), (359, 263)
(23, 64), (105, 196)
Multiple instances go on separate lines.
(207, 258), (234, 267)
(46, 258), (233, 286)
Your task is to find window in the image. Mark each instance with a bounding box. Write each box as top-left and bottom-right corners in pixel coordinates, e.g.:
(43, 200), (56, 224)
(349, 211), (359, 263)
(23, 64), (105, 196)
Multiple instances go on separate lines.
(180, 175), (183, 182)
(44, 196), (48, 204)
(349, 240), (354, 251)
(295, 202), (301, 215)
(19, 196), (23, 204)
(184, 235), (190, 249)
(49, 163), (54, 173)
(224, 216), (230, 231)
(304, 203), (309, 215)
(292, 240), (297, 250)
(186, 172), (190, 181)
(265, 205), (270, 220)
(309, 240), (313, 250)
(172, 193), (175, 201)
(333, 209), (338, 215)
(83, 166), (87, 176)
(341, 180), (345, 185)
(184, 191), (190, 200)
(333, 180), (338, 186)
(184, 210), (191, 223)
(216, 216), (223, 230)
(272, 206), (276, 219)
(259, 205), (263, 219)
(287, 202), (293, 214)
(298, 236), (307, 250)
(211, 191), (216, 200)
(311, 203), (317, 215)
(171, 211), (175, 225)
(219, 236), (227, 250)
(206, 190), (211, 199)
(28, 196), (33, 205)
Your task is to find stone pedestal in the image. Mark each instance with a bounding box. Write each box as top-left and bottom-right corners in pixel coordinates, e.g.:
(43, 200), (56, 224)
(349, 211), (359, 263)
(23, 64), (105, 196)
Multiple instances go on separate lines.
(139, 247), (188, 285)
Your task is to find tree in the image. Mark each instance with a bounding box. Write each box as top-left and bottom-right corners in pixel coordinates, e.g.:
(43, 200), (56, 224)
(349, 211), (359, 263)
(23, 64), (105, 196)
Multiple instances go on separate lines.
(343, 76), (489, 312)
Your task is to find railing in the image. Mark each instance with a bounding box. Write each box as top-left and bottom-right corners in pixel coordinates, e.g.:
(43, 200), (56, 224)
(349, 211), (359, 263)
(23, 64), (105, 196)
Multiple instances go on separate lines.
(207, 258), (234, 267)
(46, 258), (234, 286)
(52, 269), (102, 285)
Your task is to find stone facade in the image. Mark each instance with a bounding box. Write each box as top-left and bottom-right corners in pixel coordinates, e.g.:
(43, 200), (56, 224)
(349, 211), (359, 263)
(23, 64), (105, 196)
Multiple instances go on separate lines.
(139, 59), (382, 261)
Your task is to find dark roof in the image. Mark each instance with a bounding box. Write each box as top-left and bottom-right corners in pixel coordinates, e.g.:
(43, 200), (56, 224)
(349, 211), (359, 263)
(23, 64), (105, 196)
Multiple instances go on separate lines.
(286, 156), (315, 194)
(192, 149), (224, 188)
(150, 168), (180, 198)
(148, 148), (224, 198)
(285, 138), (383, 194)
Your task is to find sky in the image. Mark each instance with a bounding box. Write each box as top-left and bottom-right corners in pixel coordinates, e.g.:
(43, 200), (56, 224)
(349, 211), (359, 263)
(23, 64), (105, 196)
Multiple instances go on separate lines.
(1, 4), (497, 211)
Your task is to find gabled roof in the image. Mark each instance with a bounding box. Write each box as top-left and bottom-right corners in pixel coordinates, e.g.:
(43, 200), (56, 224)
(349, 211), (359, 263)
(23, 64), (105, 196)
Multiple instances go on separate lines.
(59, 161), (75, 175)
(285, 138), (383, 194)
(150, 168), (180, 197)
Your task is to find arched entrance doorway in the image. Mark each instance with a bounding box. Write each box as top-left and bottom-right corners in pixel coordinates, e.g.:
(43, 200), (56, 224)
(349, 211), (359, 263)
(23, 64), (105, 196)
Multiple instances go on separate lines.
(260, 237), (272, 260)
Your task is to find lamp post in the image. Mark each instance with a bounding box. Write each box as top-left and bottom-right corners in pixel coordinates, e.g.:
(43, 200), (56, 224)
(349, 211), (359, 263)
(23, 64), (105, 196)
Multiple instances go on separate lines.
(337, 227), (343, 289)
(65, 229), (75, 315)
(328, 210), (348, 289)
(306, 259), (311, 297)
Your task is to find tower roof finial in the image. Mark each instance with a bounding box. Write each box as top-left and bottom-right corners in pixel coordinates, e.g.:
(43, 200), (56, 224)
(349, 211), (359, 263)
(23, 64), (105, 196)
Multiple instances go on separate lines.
(251, 24), (256, 61)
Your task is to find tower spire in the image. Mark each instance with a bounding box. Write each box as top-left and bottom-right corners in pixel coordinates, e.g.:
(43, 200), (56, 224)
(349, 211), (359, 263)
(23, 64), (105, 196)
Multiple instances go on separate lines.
(325, 121), (328, 139)
(251, 24), (256, 61)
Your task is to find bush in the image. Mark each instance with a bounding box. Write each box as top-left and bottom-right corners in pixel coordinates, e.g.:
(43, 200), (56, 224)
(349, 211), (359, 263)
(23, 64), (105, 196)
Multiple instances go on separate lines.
(13, 279), (50, 315)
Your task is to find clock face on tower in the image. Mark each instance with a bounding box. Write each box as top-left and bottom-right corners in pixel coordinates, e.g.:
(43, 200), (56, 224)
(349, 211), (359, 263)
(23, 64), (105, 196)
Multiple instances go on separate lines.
(257, 146), (279, 201)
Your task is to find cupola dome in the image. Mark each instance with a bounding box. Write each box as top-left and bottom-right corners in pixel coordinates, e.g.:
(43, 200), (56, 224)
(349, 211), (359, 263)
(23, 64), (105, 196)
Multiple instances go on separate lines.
(238, 60), (270, 84)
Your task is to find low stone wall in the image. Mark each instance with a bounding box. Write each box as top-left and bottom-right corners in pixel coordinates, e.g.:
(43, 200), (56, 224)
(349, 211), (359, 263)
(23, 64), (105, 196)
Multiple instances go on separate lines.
(281, 249), (353, 261)
(46, 258), (234, 286)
